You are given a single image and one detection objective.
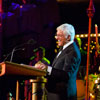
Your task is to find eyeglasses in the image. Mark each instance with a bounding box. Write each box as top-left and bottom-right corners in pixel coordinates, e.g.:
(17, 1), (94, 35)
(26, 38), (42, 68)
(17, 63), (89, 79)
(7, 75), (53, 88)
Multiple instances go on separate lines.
(55, 34), (64, 38)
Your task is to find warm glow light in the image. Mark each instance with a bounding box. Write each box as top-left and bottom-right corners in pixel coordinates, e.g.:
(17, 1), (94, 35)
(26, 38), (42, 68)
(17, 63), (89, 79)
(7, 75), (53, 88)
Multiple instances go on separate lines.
(94, 42), (96, 44)
(91, 41), (93, 43)
(90, 93), (92, 96)
(98, 34), (100, 37)
(97, 85), (100, 89)
(94, 34), (96, 37)
(95, 79), (98, 83)
(92, 95), (95, 98)
(97, 77), (100, 80)
(0, 63), (6, 76)
(84, 47), (86, 50)
(99, 66), (100, 71)
(80, 34), (84, 37)
(85, 34), (88, 37)
(75, 33), (100, 38)
(90, 34), (93, 37)
(91, 47), (93, 50)
(76, 35), (79, 38)
(93, 46), (95, 48)
(90, 93), (95, 98)
(20, 5), (23, 8)
(85, 44), (88, 46)
(90, 45), (92, 47)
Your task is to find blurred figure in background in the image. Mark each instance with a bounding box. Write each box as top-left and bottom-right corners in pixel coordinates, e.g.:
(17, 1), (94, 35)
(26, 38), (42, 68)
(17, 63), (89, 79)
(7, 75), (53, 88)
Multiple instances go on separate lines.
(29, 46), (50, 66)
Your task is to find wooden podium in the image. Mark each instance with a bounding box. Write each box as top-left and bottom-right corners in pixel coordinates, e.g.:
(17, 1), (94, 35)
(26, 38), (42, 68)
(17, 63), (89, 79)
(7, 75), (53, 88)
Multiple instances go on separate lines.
(0, 61), (47, 100)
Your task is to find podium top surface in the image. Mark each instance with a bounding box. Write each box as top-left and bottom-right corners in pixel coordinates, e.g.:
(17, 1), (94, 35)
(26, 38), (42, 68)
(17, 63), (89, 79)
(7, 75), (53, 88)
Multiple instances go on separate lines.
(0, 61), (46, 77)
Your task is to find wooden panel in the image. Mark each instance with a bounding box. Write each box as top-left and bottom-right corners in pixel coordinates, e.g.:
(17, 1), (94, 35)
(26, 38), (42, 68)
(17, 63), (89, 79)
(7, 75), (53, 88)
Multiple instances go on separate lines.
(0, 61), (46, 77)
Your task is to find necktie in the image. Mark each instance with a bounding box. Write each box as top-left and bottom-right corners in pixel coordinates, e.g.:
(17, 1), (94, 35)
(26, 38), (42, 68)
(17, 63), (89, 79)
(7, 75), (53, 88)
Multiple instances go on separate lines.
(52, 46), (63, 66)
(56, 46), (63, 58)
(59, 46), (63, 52)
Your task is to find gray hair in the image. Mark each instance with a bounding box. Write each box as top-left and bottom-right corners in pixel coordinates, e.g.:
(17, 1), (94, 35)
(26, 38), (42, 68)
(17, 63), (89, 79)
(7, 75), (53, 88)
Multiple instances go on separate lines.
(56, 23), (75, 41)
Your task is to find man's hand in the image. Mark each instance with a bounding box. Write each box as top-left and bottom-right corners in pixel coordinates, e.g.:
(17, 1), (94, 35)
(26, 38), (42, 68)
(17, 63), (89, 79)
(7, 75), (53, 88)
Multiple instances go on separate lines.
(35, 61), (47, 71)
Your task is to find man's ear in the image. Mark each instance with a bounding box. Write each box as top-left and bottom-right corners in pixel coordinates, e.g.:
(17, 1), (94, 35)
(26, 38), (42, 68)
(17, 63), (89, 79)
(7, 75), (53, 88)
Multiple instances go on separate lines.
(67, 35), (71, 41)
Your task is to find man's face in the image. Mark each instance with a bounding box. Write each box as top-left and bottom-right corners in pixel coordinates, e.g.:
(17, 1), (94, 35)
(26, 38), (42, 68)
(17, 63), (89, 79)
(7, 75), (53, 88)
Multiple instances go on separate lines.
(55, 29), (67, 46)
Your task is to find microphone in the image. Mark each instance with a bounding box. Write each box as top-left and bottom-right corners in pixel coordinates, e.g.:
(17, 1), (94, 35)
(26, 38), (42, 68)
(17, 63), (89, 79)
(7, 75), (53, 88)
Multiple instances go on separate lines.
(27, 39), (36, 45)
(10, 48), (25, 62)
(10, 39), (36, 62)
(3, 48), (25, 62)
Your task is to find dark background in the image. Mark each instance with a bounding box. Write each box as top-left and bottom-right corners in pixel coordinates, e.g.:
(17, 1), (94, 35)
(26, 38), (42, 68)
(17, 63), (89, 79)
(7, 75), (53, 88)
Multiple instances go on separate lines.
(0, 0), (100, 64)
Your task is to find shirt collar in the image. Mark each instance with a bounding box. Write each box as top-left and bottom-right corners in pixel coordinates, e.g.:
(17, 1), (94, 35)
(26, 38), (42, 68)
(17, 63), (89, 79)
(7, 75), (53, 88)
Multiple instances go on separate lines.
(63, 40), (74, 50)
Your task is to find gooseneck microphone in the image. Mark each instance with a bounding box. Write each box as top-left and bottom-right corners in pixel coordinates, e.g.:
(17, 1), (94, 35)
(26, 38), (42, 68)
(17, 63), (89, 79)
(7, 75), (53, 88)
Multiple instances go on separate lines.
(9, 39), (36, 62)
(10, 48), (25, 62)
(3, 48), (25, 62)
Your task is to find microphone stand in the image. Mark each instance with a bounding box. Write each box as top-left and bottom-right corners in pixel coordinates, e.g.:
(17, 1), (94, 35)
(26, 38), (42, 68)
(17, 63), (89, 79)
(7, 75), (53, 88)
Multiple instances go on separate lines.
(9, 39), (36, 62)
(3, 48), (25, 62)
(10, 42), (26, 62)
(10, 48), (16, 62)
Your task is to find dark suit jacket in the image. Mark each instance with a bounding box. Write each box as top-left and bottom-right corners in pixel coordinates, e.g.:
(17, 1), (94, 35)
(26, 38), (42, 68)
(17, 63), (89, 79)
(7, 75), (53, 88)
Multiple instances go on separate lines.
(46, 42), (81, 100)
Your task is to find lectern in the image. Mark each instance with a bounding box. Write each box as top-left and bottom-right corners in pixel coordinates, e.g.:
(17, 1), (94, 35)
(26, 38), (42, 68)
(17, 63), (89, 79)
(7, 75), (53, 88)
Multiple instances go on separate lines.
(0, 61), (47, 100)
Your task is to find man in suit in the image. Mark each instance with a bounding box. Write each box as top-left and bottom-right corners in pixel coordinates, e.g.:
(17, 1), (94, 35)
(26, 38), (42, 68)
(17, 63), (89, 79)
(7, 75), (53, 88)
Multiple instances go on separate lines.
(35, 23), (81, 100)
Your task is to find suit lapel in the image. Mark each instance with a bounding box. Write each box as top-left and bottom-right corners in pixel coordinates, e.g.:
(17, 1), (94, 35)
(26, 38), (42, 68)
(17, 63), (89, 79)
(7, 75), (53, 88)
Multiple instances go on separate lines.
(52, 49), (65, 67)
(52, 56), (58, 66)
(52, 47), (63, 66)
(52, 43), (74, 67)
